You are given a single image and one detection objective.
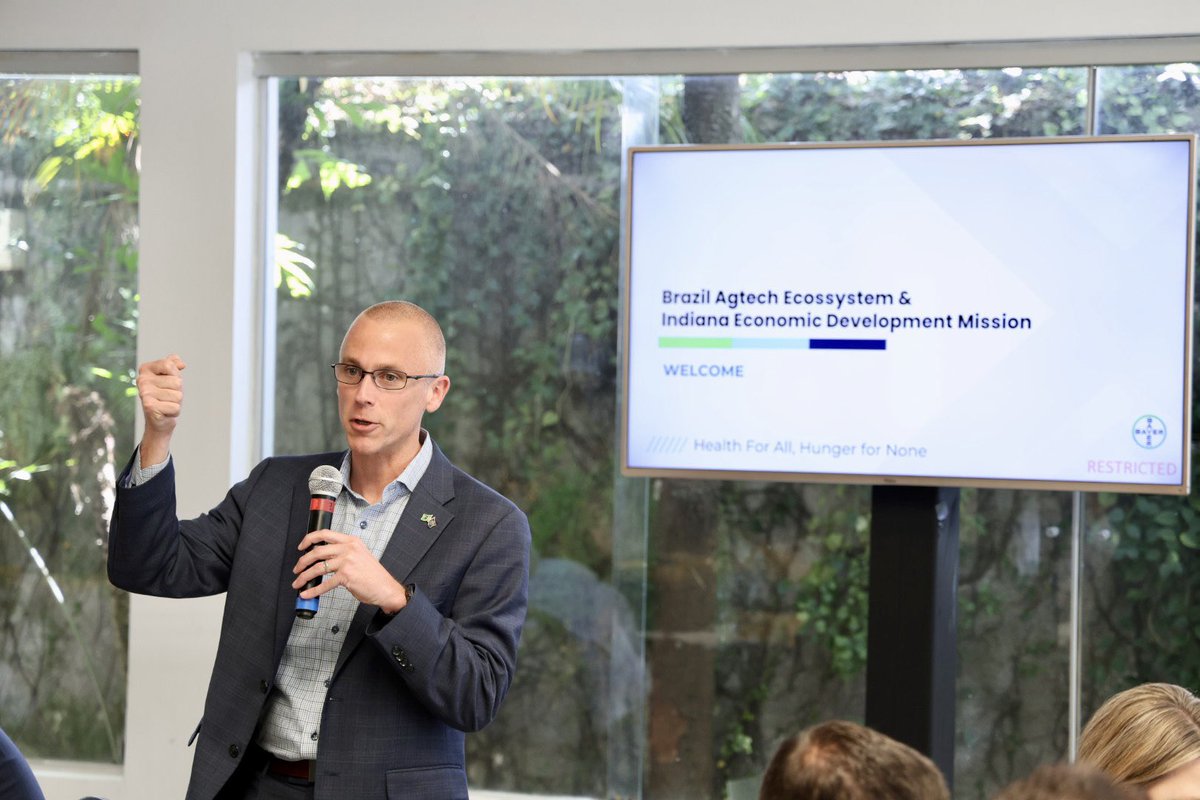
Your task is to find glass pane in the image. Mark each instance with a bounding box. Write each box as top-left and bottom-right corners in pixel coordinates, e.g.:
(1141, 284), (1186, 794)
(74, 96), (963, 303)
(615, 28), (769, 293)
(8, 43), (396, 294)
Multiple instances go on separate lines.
(660, 68), (1087, 146)
(268, 66), (1102, 799)
(955, 490), (1074, 798)
(0, 75), (139, 763)
(709, 68), (1086, 800)
(1083, 62), (1200, 723)
(271, 76), (629, 795)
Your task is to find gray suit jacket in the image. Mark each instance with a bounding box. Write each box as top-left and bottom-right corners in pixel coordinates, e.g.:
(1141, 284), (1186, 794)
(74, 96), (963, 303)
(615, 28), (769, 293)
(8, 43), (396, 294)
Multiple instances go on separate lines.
(108, 441), (531, 800)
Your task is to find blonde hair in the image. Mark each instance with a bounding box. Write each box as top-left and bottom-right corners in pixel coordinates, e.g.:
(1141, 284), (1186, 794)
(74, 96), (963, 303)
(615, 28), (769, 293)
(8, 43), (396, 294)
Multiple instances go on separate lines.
(1078, 683), (1200, 788)
(344, 301), (447, 373)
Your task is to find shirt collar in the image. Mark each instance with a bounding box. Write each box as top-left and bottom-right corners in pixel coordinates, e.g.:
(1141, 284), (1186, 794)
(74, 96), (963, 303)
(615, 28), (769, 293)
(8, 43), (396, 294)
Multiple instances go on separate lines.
(339, 430), (434, 504)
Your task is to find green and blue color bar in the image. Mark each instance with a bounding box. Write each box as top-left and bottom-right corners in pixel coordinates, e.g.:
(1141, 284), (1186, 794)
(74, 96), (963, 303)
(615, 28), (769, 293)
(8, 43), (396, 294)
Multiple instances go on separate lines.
(659, 336), (885, 350)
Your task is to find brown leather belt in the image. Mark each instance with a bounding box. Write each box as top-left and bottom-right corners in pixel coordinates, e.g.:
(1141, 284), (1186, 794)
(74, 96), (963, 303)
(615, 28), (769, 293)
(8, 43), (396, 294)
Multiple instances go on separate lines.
(266, 755), (316, 782)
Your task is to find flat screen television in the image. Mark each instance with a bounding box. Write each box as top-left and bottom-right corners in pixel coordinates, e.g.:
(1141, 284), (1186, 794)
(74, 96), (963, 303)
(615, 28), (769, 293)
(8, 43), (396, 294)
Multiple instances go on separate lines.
(621, 136), (1196, 494)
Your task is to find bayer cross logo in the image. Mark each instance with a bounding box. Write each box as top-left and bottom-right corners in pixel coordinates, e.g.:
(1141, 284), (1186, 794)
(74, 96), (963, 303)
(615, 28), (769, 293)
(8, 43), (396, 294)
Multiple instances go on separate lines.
(1132, 415), (1167, 449)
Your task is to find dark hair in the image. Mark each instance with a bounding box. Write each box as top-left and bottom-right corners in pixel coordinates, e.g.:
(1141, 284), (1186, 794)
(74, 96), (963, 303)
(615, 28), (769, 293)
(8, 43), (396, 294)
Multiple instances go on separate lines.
(758, 720), (949, 800)
(992, 762), (1146, 800)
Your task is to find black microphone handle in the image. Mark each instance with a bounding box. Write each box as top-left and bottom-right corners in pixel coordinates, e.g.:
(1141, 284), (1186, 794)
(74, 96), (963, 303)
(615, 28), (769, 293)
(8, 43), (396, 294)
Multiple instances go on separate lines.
(295, 494), (336, 618)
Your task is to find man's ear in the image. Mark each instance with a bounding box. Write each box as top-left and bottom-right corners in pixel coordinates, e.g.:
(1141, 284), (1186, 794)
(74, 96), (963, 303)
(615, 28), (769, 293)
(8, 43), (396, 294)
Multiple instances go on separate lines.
(425, 374), (451, 413)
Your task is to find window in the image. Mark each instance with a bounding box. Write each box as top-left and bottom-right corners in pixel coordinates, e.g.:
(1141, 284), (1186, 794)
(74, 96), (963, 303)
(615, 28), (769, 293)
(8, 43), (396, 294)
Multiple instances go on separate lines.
(264, 65), (1200, 798)
(0, 74), (139, 763)
(1082, 61), (1200, 733)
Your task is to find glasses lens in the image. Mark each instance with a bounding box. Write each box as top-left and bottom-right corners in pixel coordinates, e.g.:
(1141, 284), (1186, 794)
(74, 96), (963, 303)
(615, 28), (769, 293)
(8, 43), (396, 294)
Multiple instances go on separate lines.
(373, 370), (408, 390)
(333, 364), (361, 384)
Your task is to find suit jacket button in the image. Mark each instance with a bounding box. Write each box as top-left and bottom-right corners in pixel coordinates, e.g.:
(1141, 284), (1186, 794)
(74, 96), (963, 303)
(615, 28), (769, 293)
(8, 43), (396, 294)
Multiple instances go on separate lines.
(391, 646), (405, 661)
(229, 744), (240, 758)
(259, 680), (269, 693)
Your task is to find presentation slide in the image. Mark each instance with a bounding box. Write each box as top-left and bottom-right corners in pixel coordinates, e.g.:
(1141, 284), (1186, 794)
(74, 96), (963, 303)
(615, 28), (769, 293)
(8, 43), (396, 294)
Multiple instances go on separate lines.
(623, 137), (1194, 493)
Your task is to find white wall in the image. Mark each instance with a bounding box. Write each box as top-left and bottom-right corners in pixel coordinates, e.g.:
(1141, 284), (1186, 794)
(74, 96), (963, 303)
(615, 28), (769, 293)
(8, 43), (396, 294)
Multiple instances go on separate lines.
(3, 1), (1200, 797)
(4, 0), (1200, 51)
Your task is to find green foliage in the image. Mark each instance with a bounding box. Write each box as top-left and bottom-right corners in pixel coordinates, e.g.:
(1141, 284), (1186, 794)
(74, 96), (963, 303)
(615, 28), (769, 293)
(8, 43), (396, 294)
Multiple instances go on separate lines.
(268, 64), (1200, 800)
(274, 233), (317, 298)
(285, 148), (373, 199)
(0, 76), (138, 762)
(6, 79), (140, 199)
(717, 682), (767, 769)
(1097, 64), (1200, 134)
(794, 505), (870, 679)
(273, 79), (624, 793)
(274, 77), (623, 573)
(1091, 481), (1200, 692)
(524, 442), (607, 569)
(1076, 61), (1200, 703)
(738, 68), (1085, 143)
(5, 59), (1197, 794)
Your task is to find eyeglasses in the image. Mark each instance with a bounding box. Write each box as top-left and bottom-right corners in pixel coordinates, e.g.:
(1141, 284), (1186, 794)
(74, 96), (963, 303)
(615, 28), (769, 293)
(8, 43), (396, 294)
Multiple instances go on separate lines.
(330, 363), (441, 391)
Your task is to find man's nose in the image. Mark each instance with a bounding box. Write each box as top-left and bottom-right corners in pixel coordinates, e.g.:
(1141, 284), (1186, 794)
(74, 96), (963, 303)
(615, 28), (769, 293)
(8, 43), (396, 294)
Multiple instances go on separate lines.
(354, 377), (379, 402)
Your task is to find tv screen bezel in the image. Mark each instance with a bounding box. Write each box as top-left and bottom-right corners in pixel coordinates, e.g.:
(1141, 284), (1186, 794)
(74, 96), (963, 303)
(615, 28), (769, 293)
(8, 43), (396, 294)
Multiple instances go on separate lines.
(620, 135), (1197, 495)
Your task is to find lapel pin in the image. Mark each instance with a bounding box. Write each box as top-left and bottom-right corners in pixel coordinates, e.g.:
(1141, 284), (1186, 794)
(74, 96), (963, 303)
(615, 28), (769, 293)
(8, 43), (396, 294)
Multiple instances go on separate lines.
(420, 513), (437, 529)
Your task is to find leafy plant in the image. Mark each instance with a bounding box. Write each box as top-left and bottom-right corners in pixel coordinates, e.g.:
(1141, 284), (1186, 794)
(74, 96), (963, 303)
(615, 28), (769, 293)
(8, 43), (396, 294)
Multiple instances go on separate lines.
(0, 77), (139, 762)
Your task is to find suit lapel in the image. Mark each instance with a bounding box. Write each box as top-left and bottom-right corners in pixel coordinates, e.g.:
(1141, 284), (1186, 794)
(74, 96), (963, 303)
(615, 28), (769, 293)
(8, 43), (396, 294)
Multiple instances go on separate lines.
(332, 443), (456, 680)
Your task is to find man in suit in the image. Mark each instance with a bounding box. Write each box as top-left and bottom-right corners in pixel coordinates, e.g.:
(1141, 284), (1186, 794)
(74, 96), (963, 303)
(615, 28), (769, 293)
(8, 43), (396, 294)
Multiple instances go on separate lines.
(108, 301), (531, 800)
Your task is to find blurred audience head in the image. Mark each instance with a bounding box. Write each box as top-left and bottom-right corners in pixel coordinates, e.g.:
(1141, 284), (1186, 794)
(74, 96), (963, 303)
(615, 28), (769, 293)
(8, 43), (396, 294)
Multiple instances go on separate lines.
(1079, 682), (1200, 799)
(992, 762), (1146, 800)
(758, 719), (949, 800)
(0, 726), (46, 800)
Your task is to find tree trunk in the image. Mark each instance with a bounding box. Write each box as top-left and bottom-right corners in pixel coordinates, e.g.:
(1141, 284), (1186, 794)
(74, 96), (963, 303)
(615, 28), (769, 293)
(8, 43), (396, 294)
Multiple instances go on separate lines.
(645, 73), (739, 799)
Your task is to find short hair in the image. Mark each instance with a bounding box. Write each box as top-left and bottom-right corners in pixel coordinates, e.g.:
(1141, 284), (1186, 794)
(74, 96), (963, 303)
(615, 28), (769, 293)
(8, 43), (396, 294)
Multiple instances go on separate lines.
(344, 300), (447, 373)
(992, 762), (1146, 800)
(758, 720), (949, 800)
(1078, 683), (1200, 788)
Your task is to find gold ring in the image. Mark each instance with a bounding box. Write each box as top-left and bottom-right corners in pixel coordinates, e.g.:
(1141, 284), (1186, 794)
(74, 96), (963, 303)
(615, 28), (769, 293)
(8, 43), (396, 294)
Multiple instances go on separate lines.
(323, 561), (330, 575)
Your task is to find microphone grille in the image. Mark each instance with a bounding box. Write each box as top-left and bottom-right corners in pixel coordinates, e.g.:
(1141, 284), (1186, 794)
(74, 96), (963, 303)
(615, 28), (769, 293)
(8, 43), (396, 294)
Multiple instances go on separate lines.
(308, 465), (343, 497)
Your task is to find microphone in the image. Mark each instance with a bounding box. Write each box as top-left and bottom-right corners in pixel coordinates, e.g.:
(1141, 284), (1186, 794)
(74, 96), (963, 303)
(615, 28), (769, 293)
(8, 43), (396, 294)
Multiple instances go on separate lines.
(295, 465), (343, 619)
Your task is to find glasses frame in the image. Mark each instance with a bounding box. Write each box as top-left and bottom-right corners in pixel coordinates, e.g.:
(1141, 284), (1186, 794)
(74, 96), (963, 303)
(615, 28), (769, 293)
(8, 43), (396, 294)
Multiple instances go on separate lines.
(330, 362), (441, 391)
